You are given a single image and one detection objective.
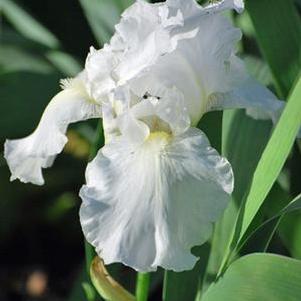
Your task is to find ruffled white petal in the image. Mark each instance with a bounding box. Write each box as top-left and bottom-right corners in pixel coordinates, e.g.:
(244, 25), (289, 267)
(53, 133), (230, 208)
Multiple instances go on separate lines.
(128, 0), (284, 129)
(85, 0), (197, 101)
(131, 13), (243, 125)
(111, 0), (185, 83)
(80, 128), (233, 272)
(139, 1), (286, 129)
(85, 47), (118, 102)
(206, 78), (285, 124)
(4, 79), (101, 185)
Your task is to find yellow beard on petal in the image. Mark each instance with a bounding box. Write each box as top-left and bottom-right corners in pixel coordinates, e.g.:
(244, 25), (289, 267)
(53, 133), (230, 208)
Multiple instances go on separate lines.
(148, 131), (170, 140)
(143, 131), (172, 152)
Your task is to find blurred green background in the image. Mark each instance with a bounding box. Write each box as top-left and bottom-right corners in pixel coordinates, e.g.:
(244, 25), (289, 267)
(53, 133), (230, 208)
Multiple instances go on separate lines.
(1, 0), (301, 301)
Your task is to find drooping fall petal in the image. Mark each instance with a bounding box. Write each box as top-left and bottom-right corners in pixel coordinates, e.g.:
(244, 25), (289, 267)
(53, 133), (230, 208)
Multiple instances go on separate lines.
(4, 78), (101, 185)
(80, 128), (233, 272)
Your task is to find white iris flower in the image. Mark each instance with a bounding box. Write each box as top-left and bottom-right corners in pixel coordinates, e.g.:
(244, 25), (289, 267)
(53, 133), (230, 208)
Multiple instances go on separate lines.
(4, 0), (292, 271)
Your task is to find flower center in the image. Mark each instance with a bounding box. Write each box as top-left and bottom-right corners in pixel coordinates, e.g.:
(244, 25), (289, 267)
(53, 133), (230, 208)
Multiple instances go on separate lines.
(143, 131), (172, 152)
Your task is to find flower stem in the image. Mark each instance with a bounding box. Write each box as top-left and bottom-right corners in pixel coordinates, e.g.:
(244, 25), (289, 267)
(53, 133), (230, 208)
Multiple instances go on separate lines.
(135, 273), (150, 301)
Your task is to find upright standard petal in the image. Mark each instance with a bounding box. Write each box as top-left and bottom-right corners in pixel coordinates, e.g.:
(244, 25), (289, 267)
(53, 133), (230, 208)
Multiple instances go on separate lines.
(132, 13), (243, 125)
(80, 128), (233, 272)
(4, 78), (101, 185)
(136, 0), (286, 129)
(85, 0), (197, 101)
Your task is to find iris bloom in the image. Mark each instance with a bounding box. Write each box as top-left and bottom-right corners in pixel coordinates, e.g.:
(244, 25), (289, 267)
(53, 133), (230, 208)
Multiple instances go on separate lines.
(4, 0), (291, 271)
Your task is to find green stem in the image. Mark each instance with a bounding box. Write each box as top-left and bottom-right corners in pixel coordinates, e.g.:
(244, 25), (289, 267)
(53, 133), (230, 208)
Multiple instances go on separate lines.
(135, 273), (150, 301)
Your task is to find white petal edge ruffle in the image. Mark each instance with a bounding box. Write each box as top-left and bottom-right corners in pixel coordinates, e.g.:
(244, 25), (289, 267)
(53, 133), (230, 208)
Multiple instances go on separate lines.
(80, 128), (233, 272)
(167, 0), (244, 18)
(4, 79), (101, 185)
